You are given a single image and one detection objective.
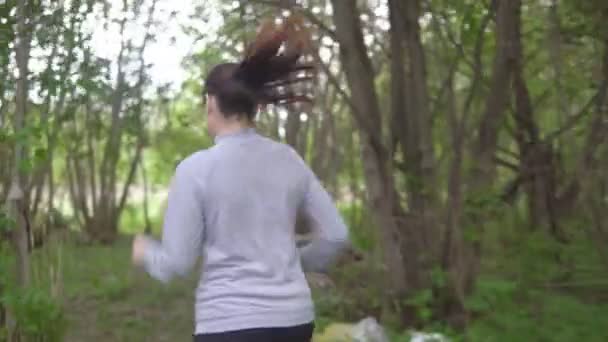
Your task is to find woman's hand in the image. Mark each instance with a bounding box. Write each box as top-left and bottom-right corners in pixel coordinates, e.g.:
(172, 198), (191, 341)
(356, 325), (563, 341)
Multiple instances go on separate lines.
(132, 234), (149, 266)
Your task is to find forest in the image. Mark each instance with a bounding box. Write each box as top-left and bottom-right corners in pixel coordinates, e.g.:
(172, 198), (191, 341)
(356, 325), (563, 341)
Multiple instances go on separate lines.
(1, 0), (608, 341)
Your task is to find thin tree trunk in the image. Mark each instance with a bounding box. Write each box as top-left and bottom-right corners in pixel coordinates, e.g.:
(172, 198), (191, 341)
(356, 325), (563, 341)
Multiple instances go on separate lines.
(98, 11), (128, 220)
(70, 154), (91, 227)
(85, 94), (98, 217)
(387, 2), (441, 305)
(390, 0), (436, 212)
(10, 0), (32, 288)
(465, 0), (520, 295)
(311, 80), (335, 182)
(28, 7), (62, 222)
(66, 154), (84, 229)
(440, 68), (469, 327)
(141, 156), (152, 234)
(0, 13), (11, 205)
(326, 103), (341, 196)
(89, 1), (130, 242)
(285, 110), (302, 151)
(43, 9), (80, 233)
(510, 1), (564, 240)
(123, 0), (158, 236)
(426, 0), (493, 327)
(117, 143), (144, 216)
(579, 38), (608, 270)
(345, 119), (362, 230)
(549, 0), (567, 130)
(330, 0), (408, 301)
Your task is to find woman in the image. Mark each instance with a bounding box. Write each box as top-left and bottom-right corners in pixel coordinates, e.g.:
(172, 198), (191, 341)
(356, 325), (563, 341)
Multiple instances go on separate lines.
(131, 14), (349, 342)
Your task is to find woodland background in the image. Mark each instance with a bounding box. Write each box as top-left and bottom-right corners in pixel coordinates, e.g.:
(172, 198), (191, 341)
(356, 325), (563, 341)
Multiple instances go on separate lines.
(1, 0), (608, 340)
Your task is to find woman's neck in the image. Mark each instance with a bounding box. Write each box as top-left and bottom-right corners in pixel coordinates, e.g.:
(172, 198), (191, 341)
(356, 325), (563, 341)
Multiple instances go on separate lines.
(215, 119), (254, 137)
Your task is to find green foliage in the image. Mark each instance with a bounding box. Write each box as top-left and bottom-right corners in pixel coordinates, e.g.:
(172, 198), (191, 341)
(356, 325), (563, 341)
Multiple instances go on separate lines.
(406, 288), (434, 323)
(463, 285), (608, 342)
(314, 258), (385, 324)
(0, 207), (15, 233)
(30, 238), (196, 340)
(339, 202), (375, 252)
(1, 287), (66, 342)
(0, 237), (65, 342)
(465, 278), (518, 314)
(152, 126), (210, 173)
(453, 212), (608, 341)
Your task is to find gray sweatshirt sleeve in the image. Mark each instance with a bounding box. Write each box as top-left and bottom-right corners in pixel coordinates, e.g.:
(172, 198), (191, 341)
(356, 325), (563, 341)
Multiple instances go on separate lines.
(298, 171), (349, 273)
(142, 161), (205, 283)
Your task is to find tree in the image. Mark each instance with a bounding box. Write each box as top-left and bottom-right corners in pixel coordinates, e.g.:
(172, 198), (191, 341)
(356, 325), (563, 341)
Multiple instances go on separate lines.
(9, 0), (33, 288)
(66, 0), (159, 243)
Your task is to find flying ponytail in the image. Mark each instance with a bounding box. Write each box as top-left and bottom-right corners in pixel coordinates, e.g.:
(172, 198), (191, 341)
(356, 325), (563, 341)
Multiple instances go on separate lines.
(204, 13), (315, 119)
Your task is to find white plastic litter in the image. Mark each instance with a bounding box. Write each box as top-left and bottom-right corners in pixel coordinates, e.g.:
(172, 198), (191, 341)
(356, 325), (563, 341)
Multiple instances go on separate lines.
(351, 317), (390, 342)
(318, 316), (449, 342)
(409, 330), (449, 342)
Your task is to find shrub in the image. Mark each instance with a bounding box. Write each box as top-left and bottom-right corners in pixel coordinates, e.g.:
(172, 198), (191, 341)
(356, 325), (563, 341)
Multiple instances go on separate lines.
(1, 287), (66, 342)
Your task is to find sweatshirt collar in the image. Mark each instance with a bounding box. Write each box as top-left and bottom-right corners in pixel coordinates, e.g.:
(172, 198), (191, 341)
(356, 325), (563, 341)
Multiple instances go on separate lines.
(214, 127), (257, 145)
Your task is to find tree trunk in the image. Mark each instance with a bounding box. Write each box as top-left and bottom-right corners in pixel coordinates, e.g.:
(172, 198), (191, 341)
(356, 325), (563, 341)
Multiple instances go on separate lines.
(141, 156), (152, 234)
(388, 0), (441, 308)
(330, 0), (408, 301)
(9, 0), (32, 288)
(465, 0), (520, 295)
(311, 81), (337, 185)
(549, 0), (568, 133)
(285, 109), (302, 151)
(579, 38), (608, 270)
(441, 70), (468, 327)
(79, 0), (157, 242)
(389, 0), (436, 213)
(93, 9), (128, 242)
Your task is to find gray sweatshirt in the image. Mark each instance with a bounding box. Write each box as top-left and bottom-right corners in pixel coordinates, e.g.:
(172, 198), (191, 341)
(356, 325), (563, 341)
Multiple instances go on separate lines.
(142, 128), (349, 334)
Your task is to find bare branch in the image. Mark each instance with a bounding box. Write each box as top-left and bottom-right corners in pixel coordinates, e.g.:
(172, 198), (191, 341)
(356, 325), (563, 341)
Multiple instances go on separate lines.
(545, 89), (604, 142)
(494, 156), (519, 171)
(312, 51), (360, 120)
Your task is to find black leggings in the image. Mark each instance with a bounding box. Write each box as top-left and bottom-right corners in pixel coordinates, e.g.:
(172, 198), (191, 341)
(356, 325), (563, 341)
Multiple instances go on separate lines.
(194, 322), (314, 342)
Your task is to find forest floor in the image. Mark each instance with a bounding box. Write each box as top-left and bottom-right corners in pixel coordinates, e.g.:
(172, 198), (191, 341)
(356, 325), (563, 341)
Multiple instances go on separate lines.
(28, 234), (608, 341)
(32, 237), (200, 341)
(30, 236), (354, 342)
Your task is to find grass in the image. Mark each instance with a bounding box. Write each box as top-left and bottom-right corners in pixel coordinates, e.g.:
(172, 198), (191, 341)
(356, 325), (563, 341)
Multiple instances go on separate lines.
(31, 237), (196, 342)
(25, 230), (608, 341)
(28, 236), (355, 341)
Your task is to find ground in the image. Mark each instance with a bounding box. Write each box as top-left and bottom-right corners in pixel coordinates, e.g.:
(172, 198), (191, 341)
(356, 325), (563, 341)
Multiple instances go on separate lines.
(31, 237), (351, 342)
(32, 237), (197, 341)
(25, 234), (608, 341)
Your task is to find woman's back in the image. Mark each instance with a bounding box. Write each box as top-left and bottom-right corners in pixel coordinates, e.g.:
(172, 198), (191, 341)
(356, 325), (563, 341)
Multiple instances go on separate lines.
(194, 128), (314, 333)
(141, 127), (347, 334)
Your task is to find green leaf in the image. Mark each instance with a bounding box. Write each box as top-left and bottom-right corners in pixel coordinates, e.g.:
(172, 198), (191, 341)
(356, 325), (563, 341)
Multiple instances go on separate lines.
(430, 266), (447, 288)
(19, 157), (33, 174)
(0, 210), (15, 232)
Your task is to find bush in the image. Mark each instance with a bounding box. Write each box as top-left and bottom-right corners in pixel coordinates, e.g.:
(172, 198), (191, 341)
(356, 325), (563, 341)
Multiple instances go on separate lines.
(1, 287), (66, 342)
(463, 287), (608, 342)
(0, 221), (66, 342)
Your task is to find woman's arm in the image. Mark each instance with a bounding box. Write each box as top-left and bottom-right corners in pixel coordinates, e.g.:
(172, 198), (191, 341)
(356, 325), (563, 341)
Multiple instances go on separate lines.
(298, 171), (349, 273)
(132, 162), (205, 283)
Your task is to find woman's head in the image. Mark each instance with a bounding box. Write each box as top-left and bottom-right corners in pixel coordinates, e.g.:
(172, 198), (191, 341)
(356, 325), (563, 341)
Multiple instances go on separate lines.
(204, 13), (314, 136)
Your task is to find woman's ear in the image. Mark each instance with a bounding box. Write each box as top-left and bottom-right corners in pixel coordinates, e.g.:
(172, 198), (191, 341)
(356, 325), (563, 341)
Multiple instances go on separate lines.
(207, 95), (221, 118)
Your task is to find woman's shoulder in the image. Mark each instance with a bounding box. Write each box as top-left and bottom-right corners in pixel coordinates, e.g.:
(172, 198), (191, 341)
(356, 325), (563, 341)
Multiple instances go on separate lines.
(176, 149), (214, 173)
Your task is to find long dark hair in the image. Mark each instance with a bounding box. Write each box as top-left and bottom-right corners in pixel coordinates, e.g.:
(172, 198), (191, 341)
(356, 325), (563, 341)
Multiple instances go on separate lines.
(204, 13), (315, 120)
